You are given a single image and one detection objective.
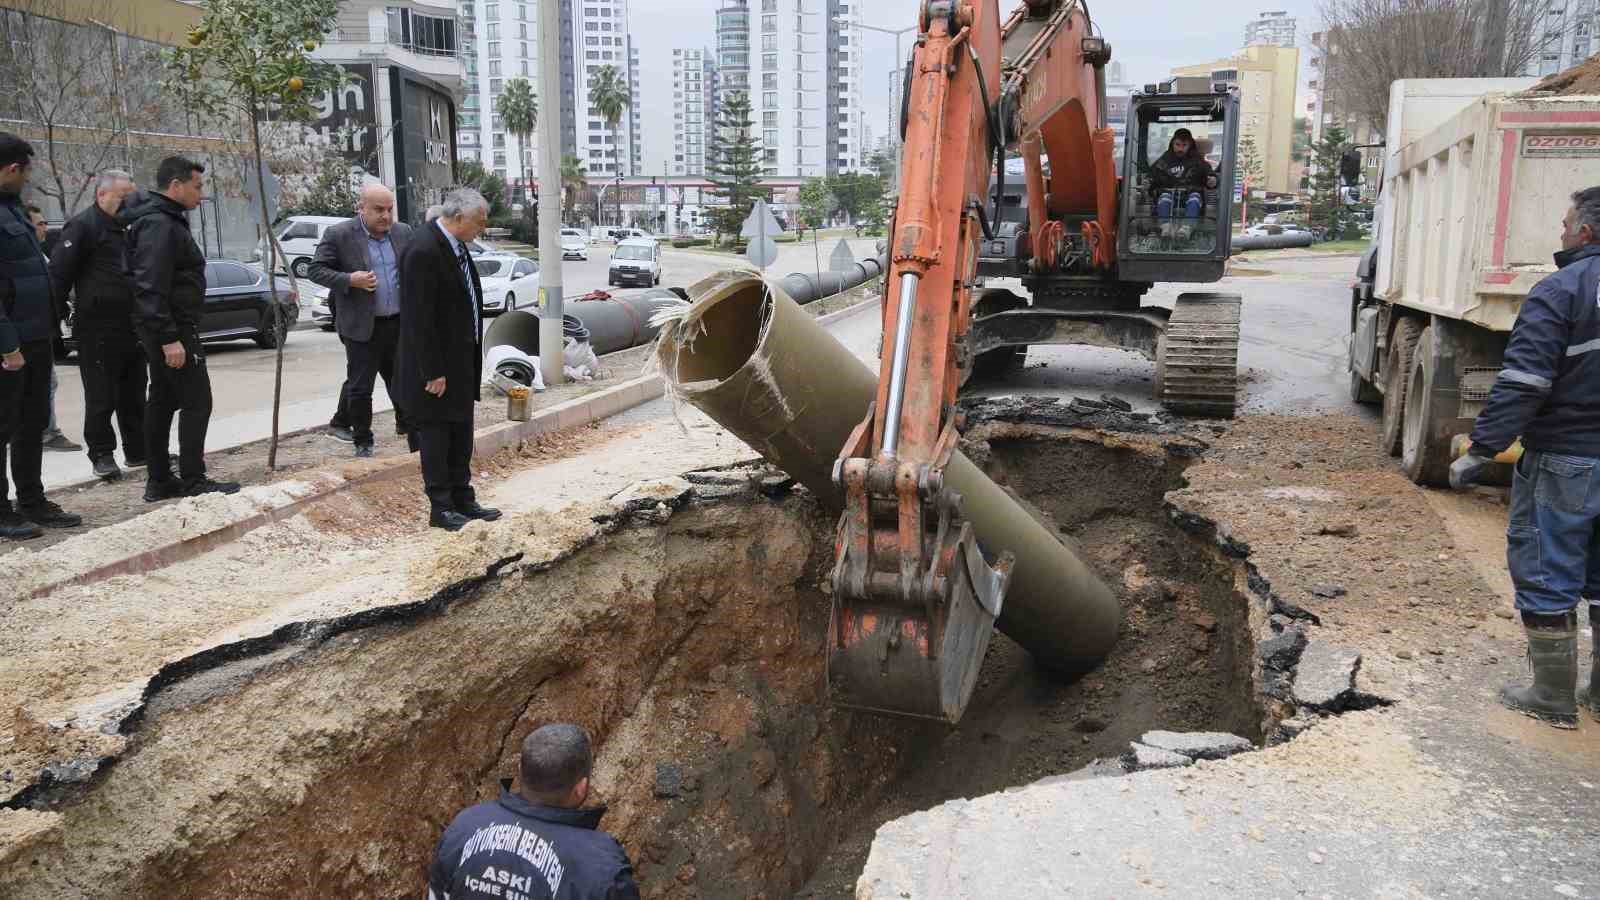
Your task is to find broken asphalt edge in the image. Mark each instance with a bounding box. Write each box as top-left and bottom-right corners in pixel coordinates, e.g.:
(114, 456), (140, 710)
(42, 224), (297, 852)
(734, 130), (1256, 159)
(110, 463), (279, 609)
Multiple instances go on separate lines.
(24, 294), (880, 604)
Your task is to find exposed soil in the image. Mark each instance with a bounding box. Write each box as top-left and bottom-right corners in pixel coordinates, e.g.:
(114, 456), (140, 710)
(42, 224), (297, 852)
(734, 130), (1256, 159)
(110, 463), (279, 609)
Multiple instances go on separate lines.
(0, 420), (1273, 900)
(797, 425), (1263, 896)
(1170, 413), (1511, 655)
(1528, 55), (1600, 95)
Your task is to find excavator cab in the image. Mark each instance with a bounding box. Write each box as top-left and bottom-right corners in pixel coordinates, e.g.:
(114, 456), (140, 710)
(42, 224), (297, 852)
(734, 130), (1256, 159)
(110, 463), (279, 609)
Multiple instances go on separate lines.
(1117, 78), (1241, 283)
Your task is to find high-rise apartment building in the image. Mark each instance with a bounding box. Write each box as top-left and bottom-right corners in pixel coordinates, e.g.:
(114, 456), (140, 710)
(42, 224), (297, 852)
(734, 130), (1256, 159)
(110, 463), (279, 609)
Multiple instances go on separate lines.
(567, 0), (638, 177)
(671, 48), (718, 176)
(457, 0), (640, 193)
(1525, 4), (1598, 76)
(712, 0), (863, 178)
(1244, 11), (1296, 48)
(1173, 44), (1300, 194)
(456, 0), (536, 192)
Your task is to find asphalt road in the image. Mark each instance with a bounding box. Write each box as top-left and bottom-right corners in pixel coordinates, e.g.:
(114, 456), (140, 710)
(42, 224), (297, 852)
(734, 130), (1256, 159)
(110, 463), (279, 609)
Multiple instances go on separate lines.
(964, 253), (1367, 419)
(39, 239), (884, 489)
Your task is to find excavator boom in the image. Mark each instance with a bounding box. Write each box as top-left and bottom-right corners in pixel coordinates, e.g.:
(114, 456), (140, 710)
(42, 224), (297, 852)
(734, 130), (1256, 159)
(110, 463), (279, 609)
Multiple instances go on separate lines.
(828, 0), (1119, 722)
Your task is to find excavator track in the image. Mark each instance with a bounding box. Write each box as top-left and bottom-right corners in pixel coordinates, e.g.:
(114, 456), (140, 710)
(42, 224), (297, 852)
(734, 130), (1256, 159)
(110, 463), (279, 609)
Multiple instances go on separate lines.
(1155, 292), (1241, 418)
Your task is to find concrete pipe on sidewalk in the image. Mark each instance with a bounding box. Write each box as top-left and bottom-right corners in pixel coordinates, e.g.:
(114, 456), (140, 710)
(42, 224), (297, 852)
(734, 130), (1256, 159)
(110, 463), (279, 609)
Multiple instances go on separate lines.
(655, 272), (1120, 673)
(484, 291), (683, 357)
(1231, 232), (1317, 252)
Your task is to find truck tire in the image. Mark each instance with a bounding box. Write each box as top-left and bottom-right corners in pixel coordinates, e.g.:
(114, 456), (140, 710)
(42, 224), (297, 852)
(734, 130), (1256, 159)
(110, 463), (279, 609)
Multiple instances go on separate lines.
(1380, 318), (1422, 457)
(1400, 325), (1454, 486)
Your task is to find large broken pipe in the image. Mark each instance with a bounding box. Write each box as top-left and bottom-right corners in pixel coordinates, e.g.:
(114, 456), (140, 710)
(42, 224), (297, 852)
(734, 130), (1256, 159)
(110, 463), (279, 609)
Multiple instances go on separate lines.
(657, 272), (1120, 672)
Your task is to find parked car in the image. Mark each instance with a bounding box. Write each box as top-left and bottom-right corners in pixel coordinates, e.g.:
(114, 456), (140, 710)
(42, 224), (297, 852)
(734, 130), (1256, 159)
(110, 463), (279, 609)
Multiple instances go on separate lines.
(475, 255), (540, 315)
(608, 237), (661, 287)
(255, 215), (344, 279)
(560, 228), (589, 260)
(60, 259), (299, 357)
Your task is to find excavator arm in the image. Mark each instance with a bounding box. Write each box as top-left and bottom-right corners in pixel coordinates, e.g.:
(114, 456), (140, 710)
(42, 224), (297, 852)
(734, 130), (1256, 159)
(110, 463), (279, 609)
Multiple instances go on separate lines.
(828, 0), (1116, 721)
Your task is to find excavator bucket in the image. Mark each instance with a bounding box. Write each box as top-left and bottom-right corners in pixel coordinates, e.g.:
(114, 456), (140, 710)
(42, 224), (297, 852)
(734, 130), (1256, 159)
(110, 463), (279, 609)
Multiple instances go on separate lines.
(827, 445), (1015, 722)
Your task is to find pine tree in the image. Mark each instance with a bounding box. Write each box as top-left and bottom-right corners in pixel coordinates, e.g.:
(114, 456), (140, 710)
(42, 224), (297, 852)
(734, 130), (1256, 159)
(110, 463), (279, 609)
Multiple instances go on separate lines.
(1308, 125), (1350, 239)
(706, 92), (765, 232)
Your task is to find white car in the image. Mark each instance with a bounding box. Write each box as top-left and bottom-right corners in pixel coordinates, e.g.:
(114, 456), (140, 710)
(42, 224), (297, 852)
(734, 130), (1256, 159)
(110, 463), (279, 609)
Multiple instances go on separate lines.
(474, 255), (540, 315)
(255, 215), (344, 279)
(608, 237), (661, 287)
(560, 228), (589, 260)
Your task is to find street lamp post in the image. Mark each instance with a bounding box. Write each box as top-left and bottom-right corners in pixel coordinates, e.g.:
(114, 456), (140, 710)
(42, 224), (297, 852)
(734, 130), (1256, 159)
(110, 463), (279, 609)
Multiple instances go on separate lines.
(837, 17), (918, 185)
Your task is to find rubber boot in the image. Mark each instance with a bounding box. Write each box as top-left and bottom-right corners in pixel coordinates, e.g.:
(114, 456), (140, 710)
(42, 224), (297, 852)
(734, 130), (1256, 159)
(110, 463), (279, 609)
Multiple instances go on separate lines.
(1578, 603), (1600, 721)
(1499, 610), (1579, 730)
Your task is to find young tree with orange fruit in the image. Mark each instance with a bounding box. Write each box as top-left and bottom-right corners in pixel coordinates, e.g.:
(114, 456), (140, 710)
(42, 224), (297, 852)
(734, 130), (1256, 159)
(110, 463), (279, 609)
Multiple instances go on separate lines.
(162, 0), (343, 468)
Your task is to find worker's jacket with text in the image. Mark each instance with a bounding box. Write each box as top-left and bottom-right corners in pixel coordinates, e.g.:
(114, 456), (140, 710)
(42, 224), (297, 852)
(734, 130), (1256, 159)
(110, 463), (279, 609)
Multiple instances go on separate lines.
(428, 787), (640, 900)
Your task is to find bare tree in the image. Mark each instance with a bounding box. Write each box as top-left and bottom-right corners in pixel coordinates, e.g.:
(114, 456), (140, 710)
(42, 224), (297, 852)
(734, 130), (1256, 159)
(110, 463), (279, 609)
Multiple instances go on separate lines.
(0, 0), (174, 215)
(1317, 0), (1567, 136)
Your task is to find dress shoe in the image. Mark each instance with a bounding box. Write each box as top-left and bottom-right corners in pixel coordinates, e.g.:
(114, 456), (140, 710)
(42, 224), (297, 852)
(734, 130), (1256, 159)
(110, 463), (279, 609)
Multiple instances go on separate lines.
(20, 500), (83, 528)
(183, 476), (241, 497)
(0, 509), (43, 540)
(430, 509), (471, 531)
(144, 478), (184, 502)
(354, 444), (375, 459)
(327, 425), (355, 444)
(42, 432), (83, 452)
(92, 457), (123, 480)
(457, 502), (502, 521)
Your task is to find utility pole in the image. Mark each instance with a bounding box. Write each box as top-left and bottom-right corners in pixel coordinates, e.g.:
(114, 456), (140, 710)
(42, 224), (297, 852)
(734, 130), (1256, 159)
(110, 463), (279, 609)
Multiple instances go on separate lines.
(537, 0), (564, 385)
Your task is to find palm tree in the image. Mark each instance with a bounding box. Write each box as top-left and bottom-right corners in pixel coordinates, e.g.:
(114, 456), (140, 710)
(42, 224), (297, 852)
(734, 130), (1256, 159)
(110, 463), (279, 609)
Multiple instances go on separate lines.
(560, 154), (587, 224)
(497, 77), (537, 203)
(587, 64), (630, 225)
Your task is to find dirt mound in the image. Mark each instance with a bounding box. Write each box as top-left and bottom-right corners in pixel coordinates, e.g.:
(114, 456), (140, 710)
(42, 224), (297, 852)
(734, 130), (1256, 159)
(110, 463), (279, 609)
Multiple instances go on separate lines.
(1526, 55), (1600, 95)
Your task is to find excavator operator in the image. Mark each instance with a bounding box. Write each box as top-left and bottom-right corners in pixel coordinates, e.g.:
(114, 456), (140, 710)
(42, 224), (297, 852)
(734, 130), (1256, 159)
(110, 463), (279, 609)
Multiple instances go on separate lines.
(1149, 128), (1219, 221)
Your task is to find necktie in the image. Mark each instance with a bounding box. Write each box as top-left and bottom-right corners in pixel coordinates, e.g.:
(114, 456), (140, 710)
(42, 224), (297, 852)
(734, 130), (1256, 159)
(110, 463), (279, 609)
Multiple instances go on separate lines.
(456, 242), (479, 333)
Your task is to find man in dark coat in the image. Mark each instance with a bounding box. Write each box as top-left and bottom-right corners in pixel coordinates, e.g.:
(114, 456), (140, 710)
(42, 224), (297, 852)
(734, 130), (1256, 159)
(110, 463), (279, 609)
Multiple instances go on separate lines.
(1453, 185), (1600, 728)
(307, 183), (414, 458)
(49, 168), (146, 481)
(123, 156), (239, 501)
(1149, 127), (1218, 220)
(399, 188), (501, 531)
(0, 133), (81, 539)
(428, 723), (641, 899)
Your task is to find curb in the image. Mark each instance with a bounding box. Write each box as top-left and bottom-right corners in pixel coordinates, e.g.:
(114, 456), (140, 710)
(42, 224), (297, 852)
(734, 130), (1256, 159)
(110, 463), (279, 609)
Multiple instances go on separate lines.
(28, 293), (881, 599)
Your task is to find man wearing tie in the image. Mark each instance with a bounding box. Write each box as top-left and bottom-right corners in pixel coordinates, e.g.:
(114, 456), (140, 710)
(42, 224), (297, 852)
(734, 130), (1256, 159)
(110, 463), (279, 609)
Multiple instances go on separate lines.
(399, 188), (502, 531)
(308, 183), (413, 458)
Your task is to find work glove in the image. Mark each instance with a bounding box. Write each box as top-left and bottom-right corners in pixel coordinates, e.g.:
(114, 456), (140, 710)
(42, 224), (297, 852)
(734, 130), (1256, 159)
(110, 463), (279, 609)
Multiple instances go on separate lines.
(1449, 453), (1492, 490)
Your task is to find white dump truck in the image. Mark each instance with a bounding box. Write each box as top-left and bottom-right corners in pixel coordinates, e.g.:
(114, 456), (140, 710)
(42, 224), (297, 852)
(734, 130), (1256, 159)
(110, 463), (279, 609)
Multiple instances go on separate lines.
(1348, 77), (1600, 484)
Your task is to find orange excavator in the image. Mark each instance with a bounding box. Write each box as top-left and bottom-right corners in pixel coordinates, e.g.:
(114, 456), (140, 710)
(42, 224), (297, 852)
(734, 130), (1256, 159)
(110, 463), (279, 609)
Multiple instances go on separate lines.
(828, 0), (1243, 720)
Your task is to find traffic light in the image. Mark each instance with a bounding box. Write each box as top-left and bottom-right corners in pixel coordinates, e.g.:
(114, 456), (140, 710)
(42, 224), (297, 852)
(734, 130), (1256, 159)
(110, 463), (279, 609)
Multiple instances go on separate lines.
(1339, 150), (1362, 187)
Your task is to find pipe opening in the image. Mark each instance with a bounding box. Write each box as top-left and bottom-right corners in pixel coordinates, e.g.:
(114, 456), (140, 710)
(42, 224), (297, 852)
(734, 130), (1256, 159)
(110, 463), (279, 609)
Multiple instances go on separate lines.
(668, 281), (770, 385)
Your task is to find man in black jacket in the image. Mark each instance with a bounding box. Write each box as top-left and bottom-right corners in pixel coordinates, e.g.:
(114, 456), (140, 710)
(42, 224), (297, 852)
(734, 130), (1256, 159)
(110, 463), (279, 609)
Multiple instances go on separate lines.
(1149, 128), (1218, 221)
(124, 156), (238, 501)
(428, 724), (640, 900)
(399, 188), (500, 530)
(0, 133), (81, 539)
(50, 169), (146, 481)
(307, 183), (414, 458)
(1454, 185), (1600, 728)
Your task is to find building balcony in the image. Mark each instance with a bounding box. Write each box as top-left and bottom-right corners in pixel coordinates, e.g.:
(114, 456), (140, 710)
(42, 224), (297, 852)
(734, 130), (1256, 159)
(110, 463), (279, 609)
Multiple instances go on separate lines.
(319, 27), (465, 88)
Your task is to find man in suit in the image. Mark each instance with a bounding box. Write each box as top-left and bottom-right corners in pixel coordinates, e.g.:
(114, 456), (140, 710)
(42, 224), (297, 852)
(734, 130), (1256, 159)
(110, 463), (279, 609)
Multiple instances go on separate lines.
(308, 183), (413, 458)
(399, 188), (502, 531)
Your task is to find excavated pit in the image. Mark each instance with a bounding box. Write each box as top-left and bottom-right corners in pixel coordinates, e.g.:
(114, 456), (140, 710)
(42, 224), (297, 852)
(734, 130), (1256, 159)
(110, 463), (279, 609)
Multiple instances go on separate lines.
(2, 425), (1274, 900)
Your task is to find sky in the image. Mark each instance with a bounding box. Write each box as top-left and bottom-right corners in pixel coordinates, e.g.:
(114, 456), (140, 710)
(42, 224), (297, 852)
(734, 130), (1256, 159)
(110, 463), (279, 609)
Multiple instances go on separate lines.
(629, 0), (1327, 174)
